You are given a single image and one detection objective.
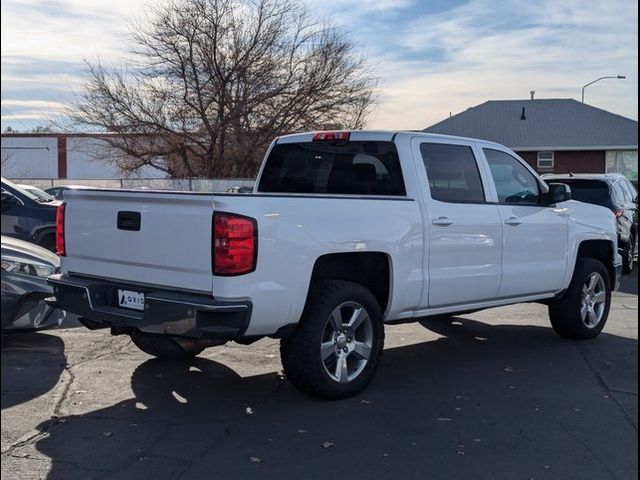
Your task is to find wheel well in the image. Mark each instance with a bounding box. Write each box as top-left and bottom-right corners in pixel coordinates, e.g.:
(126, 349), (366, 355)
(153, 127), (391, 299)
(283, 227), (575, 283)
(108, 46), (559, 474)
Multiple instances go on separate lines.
(310, 252), (391, 312)
(577, 240), (616, 288)
(33, 226), (55, 240)
(35, 229), (56, 250)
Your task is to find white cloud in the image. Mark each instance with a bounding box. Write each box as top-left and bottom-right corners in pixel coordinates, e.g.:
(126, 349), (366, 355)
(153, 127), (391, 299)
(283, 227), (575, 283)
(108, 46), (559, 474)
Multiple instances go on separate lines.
(369, 0), (638, 128)
(0, 0), (637, 131)
(1, 99), (66, 109)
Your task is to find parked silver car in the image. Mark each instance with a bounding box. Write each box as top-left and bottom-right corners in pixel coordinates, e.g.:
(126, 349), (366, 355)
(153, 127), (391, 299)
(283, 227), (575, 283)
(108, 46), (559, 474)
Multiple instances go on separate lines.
(1, 236), (64, 332)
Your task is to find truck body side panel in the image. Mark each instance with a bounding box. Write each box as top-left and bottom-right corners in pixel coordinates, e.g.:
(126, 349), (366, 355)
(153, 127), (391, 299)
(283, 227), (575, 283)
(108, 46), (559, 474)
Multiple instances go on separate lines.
(211, 194), (424, 336)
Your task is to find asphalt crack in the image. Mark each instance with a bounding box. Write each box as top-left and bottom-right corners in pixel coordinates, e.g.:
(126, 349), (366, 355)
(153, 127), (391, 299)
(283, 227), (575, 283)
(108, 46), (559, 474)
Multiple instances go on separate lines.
(173, 373), (287, 480)
(576, 344), (638, 433)
(1, 364), (75, 457)
(559, 423), (618, 479)
(1, 336), (129, 458)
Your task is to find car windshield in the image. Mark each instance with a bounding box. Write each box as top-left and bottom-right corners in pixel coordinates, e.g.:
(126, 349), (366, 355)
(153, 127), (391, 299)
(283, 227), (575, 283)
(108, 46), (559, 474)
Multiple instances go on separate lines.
(20, 185), (56, 202)
(1, 177), (44, 203)
(553, 179), (612, 207)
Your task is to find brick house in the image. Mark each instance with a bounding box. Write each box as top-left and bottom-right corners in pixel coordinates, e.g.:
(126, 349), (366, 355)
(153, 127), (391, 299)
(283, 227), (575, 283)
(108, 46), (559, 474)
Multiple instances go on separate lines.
(423, 99), (638, 181)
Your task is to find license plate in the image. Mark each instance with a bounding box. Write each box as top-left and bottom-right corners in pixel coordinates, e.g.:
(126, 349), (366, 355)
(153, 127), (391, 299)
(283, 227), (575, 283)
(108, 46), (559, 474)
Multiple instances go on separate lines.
(117, 289), (145, 311)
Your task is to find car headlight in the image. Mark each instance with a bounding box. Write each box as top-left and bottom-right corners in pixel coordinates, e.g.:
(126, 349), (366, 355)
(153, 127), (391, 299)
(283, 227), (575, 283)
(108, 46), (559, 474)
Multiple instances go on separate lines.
(1, 259), (56, 278)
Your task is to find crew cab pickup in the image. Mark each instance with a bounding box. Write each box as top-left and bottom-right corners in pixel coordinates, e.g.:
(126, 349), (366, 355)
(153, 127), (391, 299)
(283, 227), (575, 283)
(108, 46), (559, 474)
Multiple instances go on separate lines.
(49, 131), (623, 399)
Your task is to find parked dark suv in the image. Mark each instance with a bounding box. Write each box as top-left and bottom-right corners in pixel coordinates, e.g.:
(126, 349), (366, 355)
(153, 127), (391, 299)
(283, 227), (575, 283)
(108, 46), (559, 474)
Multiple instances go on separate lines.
(1, 177), (60, 251)
(543, 173), (638, 273)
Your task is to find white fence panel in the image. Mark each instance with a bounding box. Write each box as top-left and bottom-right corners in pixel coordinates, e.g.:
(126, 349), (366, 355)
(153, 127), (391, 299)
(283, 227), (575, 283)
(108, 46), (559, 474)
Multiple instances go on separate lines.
(10, 178), (256, 193)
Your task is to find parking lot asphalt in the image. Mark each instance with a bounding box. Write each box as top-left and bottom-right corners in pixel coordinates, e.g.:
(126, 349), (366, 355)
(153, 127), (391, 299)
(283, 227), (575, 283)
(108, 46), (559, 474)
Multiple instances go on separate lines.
(1, 271), (638, 480)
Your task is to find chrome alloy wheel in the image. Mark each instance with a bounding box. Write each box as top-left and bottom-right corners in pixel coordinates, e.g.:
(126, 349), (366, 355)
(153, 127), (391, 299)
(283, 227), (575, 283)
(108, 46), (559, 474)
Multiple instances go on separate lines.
(581, 272), (607, 328)
(321, 302), (374, 383)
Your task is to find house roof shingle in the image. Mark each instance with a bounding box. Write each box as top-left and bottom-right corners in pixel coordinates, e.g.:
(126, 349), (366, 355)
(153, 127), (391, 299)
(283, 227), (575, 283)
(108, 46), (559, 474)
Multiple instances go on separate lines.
(423, 99), (638, 151)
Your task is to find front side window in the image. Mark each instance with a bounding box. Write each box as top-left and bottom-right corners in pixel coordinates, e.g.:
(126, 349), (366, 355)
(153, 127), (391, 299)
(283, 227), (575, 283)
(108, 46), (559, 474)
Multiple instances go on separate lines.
(484, 149), (541, 205)
(419, 143), (485, 203)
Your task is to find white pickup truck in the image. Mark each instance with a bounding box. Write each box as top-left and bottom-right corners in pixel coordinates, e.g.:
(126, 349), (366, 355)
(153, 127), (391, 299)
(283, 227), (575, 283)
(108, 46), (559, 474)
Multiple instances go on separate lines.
(49, 131), (622, 399)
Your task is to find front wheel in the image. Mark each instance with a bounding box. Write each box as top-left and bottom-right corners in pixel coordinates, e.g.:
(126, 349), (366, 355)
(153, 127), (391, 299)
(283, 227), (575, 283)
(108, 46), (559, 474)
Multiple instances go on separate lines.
(280, 280), (384, 400)
(549, 258), (611, 339)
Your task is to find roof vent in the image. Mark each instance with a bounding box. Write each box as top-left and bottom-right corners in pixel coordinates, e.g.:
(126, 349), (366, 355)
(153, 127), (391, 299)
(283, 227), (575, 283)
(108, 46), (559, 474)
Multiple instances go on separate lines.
(520, 107), (526, 120)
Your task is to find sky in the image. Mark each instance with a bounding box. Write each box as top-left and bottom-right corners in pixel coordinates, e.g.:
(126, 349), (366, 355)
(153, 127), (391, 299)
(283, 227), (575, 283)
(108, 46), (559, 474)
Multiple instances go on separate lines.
(1, 0), (638, 132)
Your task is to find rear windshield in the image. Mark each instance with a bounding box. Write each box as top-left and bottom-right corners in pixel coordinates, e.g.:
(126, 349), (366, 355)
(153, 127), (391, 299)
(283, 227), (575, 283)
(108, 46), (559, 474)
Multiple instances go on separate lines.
(556, 180), (612, 207)
(257, 141), (406, 196)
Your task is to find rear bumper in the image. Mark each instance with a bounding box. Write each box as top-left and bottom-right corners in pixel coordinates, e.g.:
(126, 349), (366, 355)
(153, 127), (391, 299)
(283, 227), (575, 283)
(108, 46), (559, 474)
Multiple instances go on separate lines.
(47, 274), (251, 341)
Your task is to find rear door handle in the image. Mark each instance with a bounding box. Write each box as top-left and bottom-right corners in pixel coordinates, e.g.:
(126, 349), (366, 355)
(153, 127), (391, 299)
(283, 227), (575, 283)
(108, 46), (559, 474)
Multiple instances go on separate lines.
(504, 217), (522, 226)
(432, 216), (454, 227)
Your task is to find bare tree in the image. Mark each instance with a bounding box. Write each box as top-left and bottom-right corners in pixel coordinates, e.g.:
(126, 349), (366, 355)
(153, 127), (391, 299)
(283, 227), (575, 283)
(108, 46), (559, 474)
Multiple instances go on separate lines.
(72, 0), (377, 178)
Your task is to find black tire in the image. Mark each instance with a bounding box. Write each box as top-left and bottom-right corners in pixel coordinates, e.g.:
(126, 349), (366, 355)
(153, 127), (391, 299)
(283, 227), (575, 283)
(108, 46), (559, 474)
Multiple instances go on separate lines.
(622, 234), (635, 274)
(280, 280), (384, 400)
(549, 258), (611, 339)
(130, 331), (204, 360)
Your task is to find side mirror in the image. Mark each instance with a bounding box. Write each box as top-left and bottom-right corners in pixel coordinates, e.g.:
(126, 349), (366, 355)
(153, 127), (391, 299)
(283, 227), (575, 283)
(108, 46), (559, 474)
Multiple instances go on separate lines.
(0, 191), (21, 207)
(546, 183), (572, 205)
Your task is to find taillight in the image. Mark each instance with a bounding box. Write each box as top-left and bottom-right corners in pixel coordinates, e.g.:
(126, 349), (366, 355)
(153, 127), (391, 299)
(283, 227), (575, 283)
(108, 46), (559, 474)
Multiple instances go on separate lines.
(312, 131), (350, 142)
(213, 212), (257, 275)
(55, 203), (66, 256)
(614, 209), (624, 219)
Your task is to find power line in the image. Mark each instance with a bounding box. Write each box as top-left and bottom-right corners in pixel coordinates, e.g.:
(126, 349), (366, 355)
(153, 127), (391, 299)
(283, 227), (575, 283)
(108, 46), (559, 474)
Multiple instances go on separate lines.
(1, 146), (50, 150)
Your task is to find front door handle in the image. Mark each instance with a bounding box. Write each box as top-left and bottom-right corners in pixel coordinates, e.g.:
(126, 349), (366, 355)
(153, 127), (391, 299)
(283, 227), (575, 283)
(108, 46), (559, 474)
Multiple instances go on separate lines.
(432, 216), (454, 227)
(504, 217), (522, 226)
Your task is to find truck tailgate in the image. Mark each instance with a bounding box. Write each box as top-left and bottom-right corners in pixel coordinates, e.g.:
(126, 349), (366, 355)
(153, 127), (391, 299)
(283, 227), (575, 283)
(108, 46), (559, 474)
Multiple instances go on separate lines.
(62, 189), (214, 292)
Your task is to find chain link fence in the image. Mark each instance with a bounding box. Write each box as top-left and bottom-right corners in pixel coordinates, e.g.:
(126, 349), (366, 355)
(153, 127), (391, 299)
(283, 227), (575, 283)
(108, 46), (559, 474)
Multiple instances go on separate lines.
(10, 178), (256, 193)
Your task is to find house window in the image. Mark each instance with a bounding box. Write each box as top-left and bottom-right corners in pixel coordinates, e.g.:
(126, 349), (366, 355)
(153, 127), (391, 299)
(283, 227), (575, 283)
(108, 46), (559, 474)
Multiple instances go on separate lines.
(537, 151), (554, 170)
(606, 150), (638, 181)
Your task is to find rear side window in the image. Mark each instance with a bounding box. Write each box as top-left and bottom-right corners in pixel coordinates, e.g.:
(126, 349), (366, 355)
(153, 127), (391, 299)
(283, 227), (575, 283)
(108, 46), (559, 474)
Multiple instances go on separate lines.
(419, 143), (485, 203)
(258, 141), (406, 196)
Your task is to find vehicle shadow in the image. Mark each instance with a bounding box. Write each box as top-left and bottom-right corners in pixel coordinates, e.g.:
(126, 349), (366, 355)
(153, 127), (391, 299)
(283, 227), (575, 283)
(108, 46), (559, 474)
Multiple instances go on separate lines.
(33, 318), (637, 480)
(1, 332), (66, 410)
(617, 265), (638, 295)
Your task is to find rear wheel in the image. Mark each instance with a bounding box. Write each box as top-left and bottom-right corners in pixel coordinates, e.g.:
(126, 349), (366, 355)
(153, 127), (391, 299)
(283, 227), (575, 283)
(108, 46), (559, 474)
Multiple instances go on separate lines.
(280, 280), (384, 400)
(549, 258), (611, 339)
(622, 234), (635, 274)
(130, 331), (205, 360)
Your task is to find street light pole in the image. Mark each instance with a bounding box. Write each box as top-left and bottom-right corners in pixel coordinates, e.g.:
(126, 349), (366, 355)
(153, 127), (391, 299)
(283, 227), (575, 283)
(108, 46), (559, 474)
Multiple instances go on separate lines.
(581, 75), (626, 103)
